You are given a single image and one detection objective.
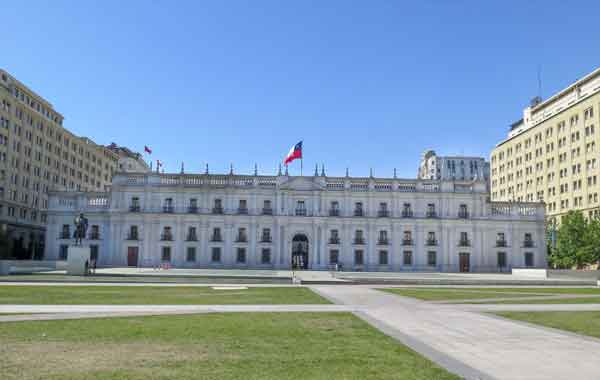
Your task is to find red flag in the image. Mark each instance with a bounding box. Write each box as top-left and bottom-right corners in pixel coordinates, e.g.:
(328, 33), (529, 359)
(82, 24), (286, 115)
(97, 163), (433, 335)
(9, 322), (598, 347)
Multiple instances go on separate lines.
(144, 145), (152, 154)
(284, 141), (303, 165)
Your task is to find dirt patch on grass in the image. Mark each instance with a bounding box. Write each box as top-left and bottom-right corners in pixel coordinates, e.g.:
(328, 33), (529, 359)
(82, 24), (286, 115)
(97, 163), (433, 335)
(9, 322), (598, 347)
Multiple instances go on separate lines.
(0, 341), (212, 380)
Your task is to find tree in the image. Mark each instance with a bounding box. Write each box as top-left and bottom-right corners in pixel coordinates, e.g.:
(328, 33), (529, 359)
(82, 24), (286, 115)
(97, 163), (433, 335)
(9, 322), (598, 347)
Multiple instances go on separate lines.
(583, 217), (600, 267)
(549, 211), (588, 268)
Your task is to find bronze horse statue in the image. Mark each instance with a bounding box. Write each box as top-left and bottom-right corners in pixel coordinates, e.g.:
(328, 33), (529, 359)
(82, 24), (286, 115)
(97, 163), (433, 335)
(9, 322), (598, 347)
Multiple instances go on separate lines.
(73, 213), (88, 245)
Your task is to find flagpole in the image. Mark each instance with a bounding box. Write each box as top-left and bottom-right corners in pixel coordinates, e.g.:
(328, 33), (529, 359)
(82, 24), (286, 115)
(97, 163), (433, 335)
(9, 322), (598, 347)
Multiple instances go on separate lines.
(301, 158), (303, 176)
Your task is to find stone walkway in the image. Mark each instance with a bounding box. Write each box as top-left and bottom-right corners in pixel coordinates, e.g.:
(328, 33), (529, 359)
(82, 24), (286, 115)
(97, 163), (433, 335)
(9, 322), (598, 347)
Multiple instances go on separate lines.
(0, 304), (356, 322)
(311, 286), (600, 380)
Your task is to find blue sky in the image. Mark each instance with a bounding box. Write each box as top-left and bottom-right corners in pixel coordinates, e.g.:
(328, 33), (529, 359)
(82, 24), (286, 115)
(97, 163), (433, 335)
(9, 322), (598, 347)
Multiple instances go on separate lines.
(3, 1), (600, 177)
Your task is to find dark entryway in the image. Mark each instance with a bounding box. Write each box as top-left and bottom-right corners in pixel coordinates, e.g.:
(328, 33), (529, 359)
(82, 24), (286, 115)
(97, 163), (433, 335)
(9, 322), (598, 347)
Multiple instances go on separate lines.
(292, 234), (309, 270)
(459, 252), (470, 272)
(127, 247), (139, 267)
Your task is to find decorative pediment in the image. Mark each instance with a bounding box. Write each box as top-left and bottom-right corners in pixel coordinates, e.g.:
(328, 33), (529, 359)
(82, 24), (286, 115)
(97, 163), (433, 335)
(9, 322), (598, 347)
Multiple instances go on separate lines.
(279, 177), (325, 191)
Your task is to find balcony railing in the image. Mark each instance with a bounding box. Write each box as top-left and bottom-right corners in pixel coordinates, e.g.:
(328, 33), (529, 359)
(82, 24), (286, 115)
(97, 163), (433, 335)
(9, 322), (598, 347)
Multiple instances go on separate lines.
(496, 240), (507, 247)
(212, 207), (224, 214)
(186, 235), (198, 242)
(188, 206), (198, 214)
(353, 238), (365, 245)
(236, 236), (248, 243)
(210, 235), (223, 242)
(163, 206), (174, 213)
(378, 210), (389, 217)
(458, 239), (471, 247)
(402, 239), (413, 246)
(126, 233), (139, 241)
(402, 210), (413, 218)
(59, 232), (70, 239)
(262, 208), (273, 215)
(329, 209), (340, 216)
(295, 208), (307, 216)
(90, 233), (100, 240)
(237, 208), (248, 215)
(426, 239), (437, 246)
(523, 240), (534, 248)
(458, 211), (469, 219)
(354, 209), (363, 217)
(260, 236), (272, 243)
(426, 211), (437, 218)
(129, 205), (141, 212)
(328, 237), (340, 244)
(160, 234), (173, 241)
(377, 239), (389, 245)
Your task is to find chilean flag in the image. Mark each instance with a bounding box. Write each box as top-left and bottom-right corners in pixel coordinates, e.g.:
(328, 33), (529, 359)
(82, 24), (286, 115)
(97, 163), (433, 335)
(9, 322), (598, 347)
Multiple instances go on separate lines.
(284, 141), (303, 165)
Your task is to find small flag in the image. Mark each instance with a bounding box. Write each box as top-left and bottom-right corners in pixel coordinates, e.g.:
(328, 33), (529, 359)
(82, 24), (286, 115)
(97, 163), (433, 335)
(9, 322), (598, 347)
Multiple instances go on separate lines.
(144, 145), (152, 154)
(284, 141), (303, 165)
(157, 159), (162, 167)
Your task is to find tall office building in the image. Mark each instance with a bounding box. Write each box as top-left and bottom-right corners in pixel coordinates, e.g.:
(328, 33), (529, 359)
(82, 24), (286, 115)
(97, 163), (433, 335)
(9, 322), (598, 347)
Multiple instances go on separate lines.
(418, 150), (489, 183)
(491, 67), (600, 223)
(0, 69), (119, 258)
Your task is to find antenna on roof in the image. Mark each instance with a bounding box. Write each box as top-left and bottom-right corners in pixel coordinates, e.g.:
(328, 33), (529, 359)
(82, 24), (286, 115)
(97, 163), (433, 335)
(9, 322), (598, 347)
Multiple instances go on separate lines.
(537, 64), (542, 99)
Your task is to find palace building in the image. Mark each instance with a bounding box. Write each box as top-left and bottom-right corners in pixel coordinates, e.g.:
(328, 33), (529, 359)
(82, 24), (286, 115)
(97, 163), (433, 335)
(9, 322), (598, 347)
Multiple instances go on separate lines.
(45, 169), (546, 272)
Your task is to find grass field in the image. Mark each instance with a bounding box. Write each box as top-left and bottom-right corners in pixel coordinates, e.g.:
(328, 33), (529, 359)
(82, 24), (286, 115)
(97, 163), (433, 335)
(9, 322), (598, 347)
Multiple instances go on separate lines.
(0, 313), (459, 380)
(381, 287), (600, 303)
(0, 274), (290, 284)
(0, 286), (328, 305)
(495, 311), (600, 339)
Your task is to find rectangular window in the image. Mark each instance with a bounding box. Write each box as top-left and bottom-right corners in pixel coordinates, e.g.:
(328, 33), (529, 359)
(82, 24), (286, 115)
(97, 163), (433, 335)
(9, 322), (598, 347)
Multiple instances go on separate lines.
(211, 247), (221, 262)
(379, 250), (388, 265)
(237, 227), (247, 242)
(427, 251), (436, 266)
(329, 249), (339, 264)
(90, 245), (99, 261)
(237, 247), (246, 263)
(354, 250), (364, 265)
(261, 248), (271, 264)
(59, 244), (68, 260)
(403, 251), (413, 266)
(212, 227), (222, 241)
(497, 252), (506, 268)
(161, 246), (171, 262)
(261, 228), (271, 242)
(524, 252), (534, 267)
(186, 247), (196, 262)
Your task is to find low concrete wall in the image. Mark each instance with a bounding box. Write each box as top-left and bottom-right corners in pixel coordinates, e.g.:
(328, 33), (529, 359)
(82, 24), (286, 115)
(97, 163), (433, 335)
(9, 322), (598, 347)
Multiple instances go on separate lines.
(512, 268), (548, 279)
(547, 269), (600, 280)
(0, 260), (63, 275)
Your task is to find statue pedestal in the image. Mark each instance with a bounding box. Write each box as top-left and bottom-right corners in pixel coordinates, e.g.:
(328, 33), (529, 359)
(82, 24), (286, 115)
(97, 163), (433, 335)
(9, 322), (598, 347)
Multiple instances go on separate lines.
(67, 246), (91, 275)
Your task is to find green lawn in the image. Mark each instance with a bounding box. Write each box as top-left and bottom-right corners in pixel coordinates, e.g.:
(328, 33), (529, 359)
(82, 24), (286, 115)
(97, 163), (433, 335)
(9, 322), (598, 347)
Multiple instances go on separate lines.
(0, 313), (459, 380)
(381, 287), (600, 303)
(495, 311), (600, 339)
(0, 286), (328, 305)
(0, 274), (290, 284)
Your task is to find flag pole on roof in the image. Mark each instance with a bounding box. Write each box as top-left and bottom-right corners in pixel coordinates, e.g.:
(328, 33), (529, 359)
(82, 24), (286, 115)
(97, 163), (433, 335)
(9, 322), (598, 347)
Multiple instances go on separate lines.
(283, 141), (303, 175)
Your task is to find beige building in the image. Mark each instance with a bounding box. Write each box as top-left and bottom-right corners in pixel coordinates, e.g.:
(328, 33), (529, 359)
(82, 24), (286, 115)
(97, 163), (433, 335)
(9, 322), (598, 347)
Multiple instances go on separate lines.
(105, 143), (151, 173)
(491, 67), (600, 223)
(0, 69), (119, 258)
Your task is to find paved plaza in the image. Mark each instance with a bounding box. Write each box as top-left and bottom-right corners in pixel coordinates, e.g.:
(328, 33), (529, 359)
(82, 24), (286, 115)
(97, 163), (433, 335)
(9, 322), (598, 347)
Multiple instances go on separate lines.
(2, 282), (600, 380)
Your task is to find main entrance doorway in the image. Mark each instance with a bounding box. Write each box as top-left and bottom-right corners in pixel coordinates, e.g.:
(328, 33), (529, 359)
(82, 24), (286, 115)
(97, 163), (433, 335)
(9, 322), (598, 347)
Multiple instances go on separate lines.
(292, 234), (309, 270)
(459, 252), (470, 272)
(127, 247), (139, 267)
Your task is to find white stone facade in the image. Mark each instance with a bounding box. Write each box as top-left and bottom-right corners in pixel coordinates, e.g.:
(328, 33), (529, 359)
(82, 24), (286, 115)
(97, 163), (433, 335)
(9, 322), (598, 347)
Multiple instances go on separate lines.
(45, 172), (546, 272)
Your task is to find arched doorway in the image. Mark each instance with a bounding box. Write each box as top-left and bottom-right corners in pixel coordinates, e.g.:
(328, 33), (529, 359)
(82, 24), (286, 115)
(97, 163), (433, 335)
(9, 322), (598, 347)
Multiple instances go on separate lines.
(292, 234), (309, 270)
